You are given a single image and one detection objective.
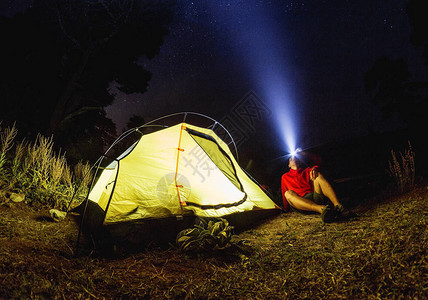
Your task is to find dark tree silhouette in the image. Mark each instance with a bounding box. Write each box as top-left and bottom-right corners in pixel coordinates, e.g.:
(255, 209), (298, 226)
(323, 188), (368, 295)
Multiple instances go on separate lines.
(364, 0), (428, 132)
(363, 0), (428, 174)
(364, 56), (415, 120)
(407, 0), (428, 64)
(126, 115), (146, 131)
(405, 0), (428, 138)
(0, 0), (175, 162)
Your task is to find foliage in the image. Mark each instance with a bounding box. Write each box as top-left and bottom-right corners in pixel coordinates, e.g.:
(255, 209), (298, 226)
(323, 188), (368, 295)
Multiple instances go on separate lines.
(0, 122), (17, 175)
(0, 123), (92, 210)
(55, 109), (117, 164)
(388, 141), (416, 193)
(365, 1), (428, 164)
(176, 218), (236, 253)
(176, 218), (233, 252)
(364, 56), (422, 122)
(407, 0), (428, 64)
(0, 0), (175, 162)
(125, 114), (146, 132)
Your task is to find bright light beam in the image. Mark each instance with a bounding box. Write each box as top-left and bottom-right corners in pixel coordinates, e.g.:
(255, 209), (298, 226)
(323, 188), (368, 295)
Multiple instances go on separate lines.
(207, 1), (299, 155)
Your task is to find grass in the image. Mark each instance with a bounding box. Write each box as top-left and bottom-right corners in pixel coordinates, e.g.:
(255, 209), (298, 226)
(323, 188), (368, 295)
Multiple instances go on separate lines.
(1, 185), (427, 299)
(0, 124), (92, 210)
(0, 121), (425, 298)
(388, 141), (416, 193)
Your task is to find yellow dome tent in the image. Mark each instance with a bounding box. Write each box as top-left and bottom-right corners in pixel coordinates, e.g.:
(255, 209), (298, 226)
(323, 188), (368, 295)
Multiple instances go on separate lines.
(72, 113), (280, 247)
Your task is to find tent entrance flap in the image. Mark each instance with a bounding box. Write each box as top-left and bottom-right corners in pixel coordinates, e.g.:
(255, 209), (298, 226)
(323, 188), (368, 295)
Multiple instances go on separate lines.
(185, 128), (244, 192)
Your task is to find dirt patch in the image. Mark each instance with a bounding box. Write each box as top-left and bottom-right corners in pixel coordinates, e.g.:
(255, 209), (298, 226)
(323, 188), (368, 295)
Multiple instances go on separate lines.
(1, 186), (427, 299)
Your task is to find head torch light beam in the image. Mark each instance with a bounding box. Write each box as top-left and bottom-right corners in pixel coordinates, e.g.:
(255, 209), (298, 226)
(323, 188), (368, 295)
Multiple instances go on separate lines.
(290, 148), (300, 158)
(206, 2), (300, 155)
(268, 146), (306, 162)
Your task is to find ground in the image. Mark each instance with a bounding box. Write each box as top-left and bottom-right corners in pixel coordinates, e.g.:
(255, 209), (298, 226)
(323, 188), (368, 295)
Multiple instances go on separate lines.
(0, 186), (427, 299)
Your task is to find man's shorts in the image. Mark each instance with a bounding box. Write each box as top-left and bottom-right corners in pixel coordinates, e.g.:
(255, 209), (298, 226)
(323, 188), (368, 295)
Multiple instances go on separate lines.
(290, 191), (327, 214)
(303, 192), (327, 205)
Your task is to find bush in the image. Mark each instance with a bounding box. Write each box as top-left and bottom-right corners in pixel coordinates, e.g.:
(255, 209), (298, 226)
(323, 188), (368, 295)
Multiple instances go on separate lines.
(0, 122), (92, 210)
(387, 141), (415, 193)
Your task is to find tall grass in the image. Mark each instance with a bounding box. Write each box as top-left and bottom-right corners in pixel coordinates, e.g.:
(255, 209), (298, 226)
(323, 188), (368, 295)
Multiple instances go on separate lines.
(0, 122), (17, 175)
(0, 123), (92, 210)
(388, 141), (415, 193)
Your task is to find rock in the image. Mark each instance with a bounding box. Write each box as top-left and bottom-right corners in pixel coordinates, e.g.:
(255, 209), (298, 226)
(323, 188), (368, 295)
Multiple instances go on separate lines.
(10, 192), (25, 203)
(49, 209), (67, 222)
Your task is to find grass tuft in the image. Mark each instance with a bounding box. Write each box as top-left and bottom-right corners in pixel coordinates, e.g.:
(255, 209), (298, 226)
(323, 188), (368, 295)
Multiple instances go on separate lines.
(0, 122), (92, 209)
(388, 141), (415, 193)
(0, 122), (17, 175)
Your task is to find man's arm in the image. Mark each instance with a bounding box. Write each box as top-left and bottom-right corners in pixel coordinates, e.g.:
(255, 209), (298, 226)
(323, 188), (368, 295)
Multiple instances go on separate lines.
(310, 166), (319, 181)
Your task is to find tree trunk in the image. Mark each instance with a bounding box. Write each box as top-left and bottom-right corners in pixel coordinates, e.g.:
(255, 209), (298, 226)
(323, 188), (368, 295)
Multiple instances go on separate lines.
(49, 43), (96, 134)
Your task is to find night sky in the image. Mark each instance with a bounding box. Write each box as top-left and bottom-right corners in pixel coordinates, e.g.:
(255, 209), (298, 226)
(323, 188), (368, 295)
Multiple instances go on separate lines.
(1, 0), (426, 157)
(107, 0), (425, 150)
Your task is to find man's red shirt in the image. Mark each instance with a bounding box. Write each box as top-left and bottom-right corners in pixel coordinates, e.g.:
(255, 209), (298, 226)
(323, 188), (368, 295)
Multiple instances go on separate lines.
(281, 167), (317, 210)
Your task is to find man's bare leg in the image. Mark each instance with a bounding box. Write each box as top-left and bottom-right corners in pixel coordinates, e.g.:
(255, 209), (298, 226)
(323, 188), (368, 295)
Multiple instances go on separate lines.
(284, 190), (325, 213)
(312, 173), (340, 206)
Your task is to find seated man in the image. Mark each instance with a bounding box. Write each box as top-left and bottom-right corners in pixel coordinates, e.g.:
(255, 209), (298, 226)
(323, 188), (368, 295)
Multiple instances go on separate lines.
(281, 156), (344, 222)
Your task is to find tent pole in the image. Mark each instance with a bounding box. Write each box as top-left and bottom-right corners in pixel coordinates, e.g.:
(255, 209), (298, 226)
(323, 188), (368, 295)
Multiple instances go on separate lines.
(74, 155), (105, 256)
(174, 124), (186, 215)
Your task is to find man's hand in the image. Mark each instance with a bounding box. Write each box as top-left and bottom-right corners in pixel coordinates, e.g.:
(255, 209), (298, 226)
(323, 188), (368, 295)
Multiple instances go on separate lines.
(310, 167), (319, 181)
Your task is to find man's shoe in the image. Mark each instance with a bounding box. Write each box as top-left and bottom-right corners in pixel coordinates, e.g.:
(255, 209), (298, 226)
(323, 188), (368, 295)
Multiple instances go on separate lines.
(321, 204), (336, 223)
(335, 204), (358, 221)
(335, 204), (345, 213)
(334, 204), (345, 221)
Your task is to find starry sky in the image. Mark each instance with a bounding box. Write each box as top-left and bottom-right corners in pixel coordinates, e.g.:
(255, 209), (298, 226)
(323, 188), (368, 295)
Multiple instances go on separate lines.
(106, 0), (425, 151)
(1, 0), (426, 157)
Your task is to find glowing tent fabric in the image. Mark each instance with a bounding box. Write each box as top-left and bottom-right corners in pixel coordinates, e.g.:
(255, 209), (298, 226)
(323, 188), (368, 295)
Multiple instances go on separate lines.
(86, 122), (278, 225)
